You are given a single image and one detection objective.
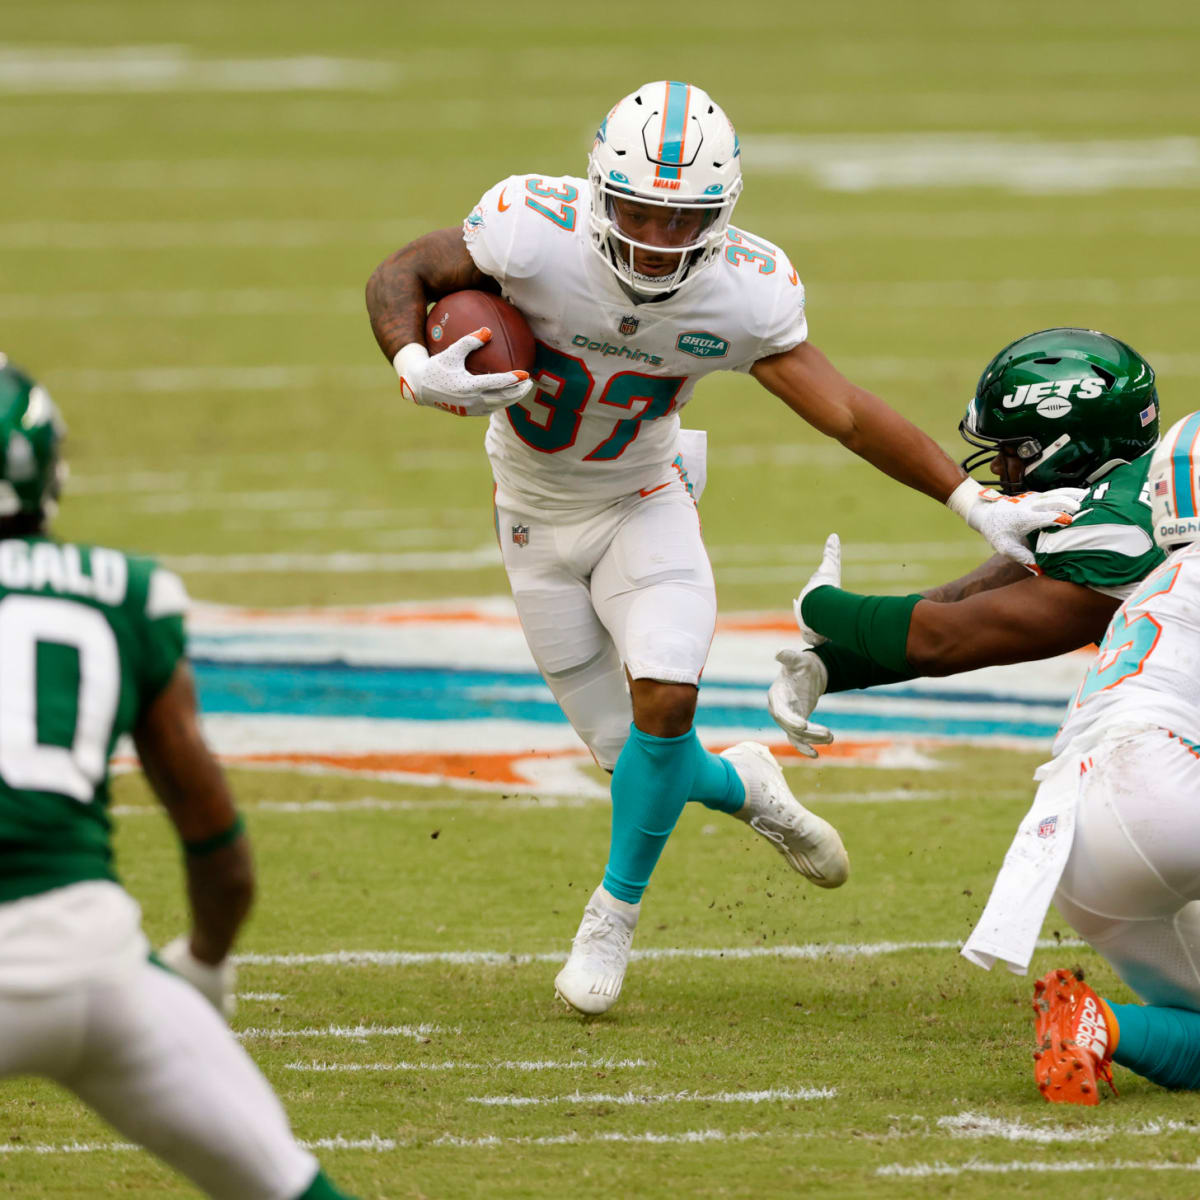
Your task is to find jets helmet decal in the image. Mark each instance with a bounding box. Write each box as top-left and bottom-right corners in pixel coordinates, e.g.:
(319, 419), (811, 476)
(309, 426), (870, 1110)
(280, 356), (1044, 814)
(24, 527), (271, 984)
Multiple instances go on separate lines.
(959, 327), (1159, 494)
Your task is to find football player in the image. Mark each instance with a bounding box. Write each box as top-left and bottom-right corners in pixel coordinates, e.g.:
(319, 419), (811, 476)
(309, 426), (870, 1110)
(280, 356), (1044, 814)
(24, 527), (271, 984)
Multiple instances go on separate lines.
(0, 357), (352, 1197)
(771, 328), (1162, 755)
(962, 411), (1200, 1104)
(366, 81), (1077, 1015)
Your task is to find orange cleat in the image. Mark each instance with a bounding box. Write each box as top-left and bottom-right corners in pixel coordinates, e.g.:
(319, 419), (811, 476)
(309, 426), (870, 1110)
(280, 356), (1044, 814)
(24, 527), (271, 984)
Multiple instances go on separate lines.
(1032, 967), (1118, 1105)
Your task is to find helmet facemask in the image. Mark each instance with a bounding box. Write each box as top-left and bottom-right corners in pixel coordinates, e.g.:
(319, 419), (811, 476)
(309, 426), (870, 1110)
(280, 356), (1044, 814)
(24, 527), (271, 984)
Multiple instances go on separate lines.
(588, 169), (738, 295)
(959, 410), (1073, 495)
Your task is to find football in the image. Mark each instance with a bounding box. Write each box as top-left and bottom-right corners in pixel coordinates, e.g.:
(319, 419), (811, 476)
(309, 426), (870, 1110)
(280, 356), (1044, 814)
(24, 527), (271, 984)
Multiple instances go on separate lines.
(425, 290), (537, 376)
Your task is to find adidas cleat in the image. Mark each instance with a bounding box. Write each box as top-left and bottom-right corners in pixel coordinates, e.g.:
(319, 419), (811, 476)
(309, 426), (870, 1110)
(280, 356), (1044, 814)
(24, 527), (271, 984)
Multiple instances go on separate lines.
(722, 741), (849, 887)
(1032, 967), (1117, 1105)
(554, 886), (640, 1015)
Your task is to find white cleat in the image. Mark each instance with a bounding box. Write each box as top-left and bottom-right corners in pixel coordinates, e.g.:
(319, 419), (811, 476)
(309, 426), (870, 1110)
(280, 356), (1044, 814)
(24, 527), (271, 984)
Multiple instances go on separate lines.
(721, 741), (850, 888)
(554, 886), (640, 1015)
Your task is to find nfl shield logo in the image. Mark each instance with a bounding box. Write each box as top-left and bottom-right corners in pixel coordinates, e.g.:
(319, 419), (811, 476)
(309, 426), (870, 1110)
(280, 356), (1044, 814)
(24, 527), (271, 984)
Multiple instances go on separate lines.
(619, 314), (640, 336)
(1037, 815), (1058, 839)
(512, 524), (530, 547)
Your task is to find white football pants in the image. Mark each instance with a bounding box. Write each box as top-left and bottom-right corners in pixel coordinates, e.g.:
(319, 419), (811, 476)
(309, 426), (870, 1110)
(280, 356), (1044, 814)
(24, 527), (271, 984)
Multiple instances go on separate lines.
(496, 480), (716, 770)
(0, 890), (317, 1199)
(1054, 728), (1200, 1011)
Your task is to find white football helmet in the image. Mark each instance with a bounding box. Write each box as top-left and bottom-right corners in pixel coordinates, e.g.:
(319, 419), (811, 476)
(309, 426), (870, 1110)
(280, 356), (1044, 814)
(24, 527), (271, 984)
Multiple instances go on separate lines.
(588, 81), (743, 296)
(1148, 411), (1200, 550)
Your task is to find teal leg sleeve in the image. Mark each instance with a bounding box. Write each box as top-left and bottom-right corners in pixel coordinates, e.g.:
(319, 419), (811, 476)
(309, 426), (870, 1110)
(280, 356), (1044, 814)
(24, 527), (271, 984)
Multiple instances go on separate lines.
(602, 724), (696, 904)
(1107, 1000), (1200, 1090)
(686, 735), (745, 814)
(296, 1168), (357, 1199)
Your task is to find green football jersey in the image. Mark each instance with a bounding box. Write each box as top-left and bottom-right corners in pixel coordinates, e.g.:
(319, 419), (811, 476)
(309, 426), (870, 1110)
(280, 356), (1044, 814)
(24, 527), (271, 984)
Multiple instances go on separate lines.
(0, 537), (186, 903)
(1031, 453), (1164, 598)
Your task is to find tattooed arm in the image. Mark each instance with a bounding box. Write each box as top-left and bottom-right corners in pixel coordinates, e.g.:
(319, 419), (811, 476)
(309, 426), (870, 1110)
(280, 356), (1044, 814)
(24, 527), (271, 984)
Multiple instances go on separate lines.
(365, 227), (499, 360)
(366, 228), (530, 415)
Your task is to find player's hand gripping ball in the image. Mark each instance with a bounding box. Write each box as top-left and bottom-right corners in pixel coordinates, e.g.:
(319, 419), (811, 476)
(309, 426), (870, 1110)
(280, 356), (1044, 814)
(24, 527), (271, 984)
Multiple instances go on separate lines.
(426, 290), (536, 376)
(394, 291), (538, 417)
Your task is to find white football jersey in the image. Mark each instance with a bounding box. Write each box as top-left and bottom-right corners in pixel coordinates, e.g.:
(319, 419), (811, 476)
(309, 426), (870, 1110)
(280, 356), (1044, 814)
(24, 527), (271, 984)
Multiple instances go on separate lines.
(463, 174), (808, 514)
(1055, 542), (1200, 755)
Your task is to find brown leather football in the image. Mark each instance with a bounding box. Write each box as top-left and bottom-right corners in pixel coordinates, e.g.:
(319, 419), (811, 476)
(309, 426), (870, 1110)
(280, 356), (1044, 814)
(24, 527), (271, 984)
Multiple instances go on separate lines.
(425, 290), (537, 376)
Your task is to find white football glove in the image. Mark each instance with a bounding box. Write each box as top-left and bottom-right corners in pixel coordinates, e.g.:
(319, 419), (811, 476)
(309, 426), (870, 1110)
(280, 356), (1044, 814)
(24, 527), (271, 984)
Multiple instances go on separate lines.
(767, 648), (833, 758)
(393, 329), (536, 417)
(791, 532), (842, 646)
(160, 935), (236, 1020)
(947, 478), (1085, 565)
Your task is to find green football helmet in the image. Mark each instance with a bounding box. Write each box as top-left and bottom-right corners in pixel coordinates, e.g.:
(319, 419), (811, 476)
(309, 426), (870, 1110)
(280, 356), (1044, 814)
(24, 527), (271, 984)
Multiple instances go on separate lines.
(959, 328), (1159, 494)
(0, 354), (66, 520)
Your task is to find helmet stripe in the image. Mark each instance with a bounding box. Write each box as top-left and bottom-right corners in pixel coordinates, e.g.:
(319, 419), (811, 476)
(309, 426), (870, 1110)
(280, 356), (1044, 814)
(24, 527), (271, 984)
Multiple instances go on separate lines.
(1172, 411), (1200, 518)
(655, 81), (691, 181)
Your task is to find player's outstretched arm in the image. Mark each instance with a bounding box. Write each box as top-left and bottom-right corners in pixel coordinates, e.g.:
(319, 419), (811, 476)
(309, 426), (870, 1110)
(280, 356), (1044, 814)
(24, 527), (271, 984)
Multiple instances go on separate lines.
(919, 554), (1030, 603)
(904, 574), (1119, 674)
(801, 570), (1119, 679)
(365, 227), (496, 360)
(751, 342), (1082, 563)
(751, 340), (964, 501)
(133, 662), (253, 971)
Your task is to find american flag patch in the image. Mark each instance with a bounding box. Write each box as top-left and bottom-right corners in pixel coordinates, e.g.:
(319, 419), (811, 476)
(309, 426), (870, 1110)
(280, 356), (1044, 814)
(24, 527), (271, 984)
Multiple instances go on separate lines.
(1140, 403), (1157, 427)
(1155, 479), (1170, 496)
(1037, 816), (1058, 839)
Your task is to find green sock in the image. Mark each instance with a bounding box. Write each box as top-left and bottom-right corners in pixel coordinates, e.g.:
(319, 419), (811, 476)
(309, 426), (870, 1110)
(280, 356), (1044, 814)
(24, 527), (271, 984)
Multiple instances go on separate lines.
(296, 1168), (357, 1200)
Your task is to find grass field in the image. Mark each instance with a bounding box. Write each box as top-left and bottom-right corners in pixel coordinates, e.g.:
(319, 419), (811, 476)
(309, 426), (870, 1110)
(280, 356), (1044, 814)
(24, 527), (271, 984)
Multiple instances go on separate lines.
(4, 1), (1200, 1195)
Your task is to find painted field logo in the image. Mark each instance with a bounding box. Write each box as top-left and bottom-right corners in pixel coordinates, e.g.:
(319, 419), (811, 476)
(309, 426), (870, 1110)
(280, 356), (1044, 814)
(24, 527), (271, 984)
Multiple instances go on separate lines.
(676, 331), (729, 359)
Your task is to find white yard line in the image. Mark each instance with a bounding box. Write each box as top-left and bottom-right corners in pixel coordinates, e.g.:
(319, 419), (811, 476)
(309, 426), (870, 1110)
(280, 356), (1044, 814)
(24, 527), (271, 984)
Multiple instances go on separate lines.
(878, 1159), (1200, 1178)
(0, 287), (363, 319)
(745, 134), (1200, 193)
(234, 1023), (453, 1041)
(940, 1112), (1200, 1144)
(0, 1141), (140, 1156)
(0, 1129), (787, 1155)
(232, 939), (1083, 969)
(111, 790), (1020, 821)
(468, 1087), (835, 1107)
(110, 796), (602, 818)
(433, 1129), (773, 1147)
(2, 221), (412, 251)
(821, 276), (1200, 309)
(300, 1134), (400, 1152)
(286, 1057), (653, 1073)
(237, 992), (287, 1002)
(0, 47), (401, 94)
